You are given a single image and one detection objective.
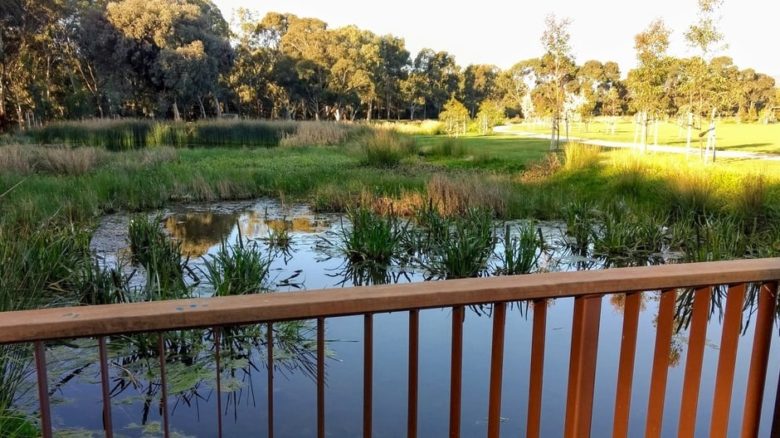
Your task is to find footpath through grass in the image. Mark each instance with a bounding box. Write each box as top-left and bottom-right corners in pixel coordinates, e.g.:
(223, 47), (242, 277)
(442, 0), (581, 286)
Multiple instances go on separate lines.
(508, 118), (780, 153)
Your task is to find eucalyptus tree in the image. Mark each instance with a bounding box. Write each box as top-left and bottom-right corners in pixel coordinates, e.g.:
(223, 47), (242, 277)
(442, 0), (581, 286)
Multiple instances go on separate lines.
(538, 14), (574, 150)
(375, 35), (410, 120)
(626, 19), (671, 152)
(461, 64), (499, 118)
(494, 60), (533, 118)
(684, 0), (727, 159)
(412, 49), (461, 118)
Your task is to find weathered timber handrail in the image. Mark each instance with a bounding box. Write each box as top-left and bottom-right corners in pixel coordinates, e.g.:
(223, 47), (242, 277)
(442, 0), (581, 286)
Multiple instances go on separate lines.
(1, 258), (779, 344)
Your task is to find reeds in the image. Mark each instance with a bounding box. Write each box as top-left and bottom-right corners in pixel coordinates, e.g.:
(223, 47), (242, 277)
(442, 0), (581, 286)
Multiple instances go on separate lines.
(339, 207), (406, 264)
(495, 222), (545, 275)
(563, 143), (602, 171)
(359, 130), (418, 167)
(0, 145), (107, 175)
(202, 229), (272, 296)
(279, 121), (352, 147)
(426, 174), (508, 217)
(422, 208), (496, 279)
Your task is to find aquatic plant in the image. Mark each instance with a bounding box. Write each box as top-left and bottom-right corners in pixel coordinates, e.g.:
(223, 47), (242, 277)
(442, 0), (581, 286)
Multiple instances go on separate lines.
(563, 143), (602, 171)
(202, 230), (272, 296)
(423, 208), (496, 279)
(495, 222), (545, 275)
(359, 130), (418, 168)
(337, 207), (407, 265)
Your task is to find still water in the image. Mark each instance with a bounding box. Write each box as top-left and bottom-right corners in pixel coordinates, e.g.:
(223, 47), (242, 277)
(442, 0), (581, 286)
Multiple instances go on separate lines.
(36, 200), (780, 437)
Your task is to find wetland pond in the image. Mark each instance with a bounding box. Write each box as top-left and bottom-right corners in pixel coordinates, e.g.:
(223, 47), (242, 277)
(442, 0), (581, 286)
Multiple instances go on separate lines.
(32, 200), (780, 437)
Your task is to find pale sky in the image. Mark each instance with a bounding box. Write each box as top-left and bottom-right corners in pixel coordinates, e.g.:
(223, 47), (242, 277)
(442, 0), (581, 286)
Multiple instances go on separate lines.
(214, 0), (779, 79)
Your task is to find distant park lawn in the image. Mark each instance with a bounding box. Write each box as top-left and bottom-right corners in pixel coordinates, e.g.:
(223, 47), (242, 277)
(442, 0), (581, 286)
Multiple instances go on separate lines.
(507, 118), (780, 154)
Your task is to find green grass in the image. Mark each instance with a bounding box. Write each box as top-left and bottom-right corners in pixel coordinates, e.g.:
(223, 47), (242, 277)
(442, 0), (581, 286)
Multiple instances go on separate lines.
(508, 118), (780, 153)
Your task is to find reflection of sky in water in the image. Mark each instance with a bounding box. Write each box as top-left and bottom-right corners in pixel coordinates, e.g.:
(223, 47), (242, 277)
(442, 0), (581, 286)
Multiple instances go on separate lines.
(55, 200), (780, 437)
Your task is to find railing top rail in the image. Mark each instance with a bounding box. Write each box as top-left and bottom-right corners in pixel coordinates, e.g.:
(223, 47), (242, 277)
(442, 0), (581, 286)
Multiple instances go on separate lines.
(2, 258), (779, 344)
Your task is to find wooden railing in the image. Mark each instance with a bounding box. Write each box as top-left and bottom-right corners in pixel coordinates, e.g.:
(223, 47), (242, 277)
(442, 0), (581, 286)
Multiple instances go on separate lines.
(2, 258), (780, 438)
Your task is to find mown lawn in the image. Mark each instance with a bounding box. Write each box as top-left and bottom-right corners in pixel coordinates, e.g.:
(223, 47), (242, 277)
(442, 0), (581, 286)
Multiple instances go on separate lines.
(507, 118), (780, 153)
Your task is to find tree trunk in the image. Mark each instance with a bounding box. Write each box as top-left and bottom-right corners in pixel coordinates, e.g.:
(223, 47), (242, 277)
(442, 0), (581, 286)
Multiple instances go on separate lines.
(172, 100), (181, 122)
(197, 96), (207, 119)
(685, 112), (693, 154)
(366, 101), (373, 121)
(213, 95), (222, 118)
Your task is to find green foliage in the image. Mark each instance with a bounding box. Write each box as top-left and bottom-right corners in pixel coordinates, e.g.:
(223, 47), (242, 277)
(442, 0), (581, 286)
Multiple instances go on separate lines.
(359, 130), (418, 167)
(438, 98), (470, 137)
(202, 230), (272, 296)
(338, 208), (406, 265)
(423, 209), (496, 279)
(128, 215), (191, 299)
(31, 119), (299, 150)
(475, 100), (506, 135)
(495, 223), (544, 275)
(426, 138), (467, 158)
(563, 143), (602, 170)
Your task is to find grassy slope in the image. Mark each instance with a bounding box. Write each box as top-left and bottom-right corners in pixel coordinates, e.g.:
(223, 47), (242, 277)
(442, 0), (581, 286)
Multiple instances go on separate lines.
(508, 119), (780, 153)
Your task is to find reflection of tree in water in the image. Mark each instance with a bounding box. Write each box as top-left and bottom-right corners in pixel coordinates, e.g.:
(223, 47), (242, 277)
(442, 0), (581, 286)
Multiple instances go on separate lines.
(165, 213), (238, 258)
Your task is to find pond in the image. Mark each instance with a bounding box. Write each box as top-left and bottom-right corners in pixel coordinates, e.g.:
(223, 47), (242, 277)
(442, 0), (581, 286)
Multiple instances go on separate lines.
(24, 200), (780, 437)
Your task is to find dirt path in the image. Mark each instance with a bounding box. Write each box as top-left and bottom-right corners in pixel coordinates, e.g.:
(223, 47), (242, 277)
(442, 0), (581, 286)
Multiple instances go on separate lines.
(494, 125), (780, 162)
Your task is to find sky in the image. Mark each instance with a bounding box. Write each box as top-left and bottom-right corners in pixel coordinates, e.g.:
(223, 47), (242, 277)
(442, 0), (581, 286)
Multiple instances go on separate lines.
(213, 0), (779, 79)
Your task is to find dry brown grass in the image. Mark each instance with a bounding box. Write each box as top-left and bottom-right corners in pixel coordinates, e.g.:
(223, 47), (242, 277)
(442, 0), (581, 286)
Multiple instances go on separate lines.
(0, 144), (107, 175)
(517, 153), (562, 183)
(426, 173), (509, 217)
(280, 121), (351, 147)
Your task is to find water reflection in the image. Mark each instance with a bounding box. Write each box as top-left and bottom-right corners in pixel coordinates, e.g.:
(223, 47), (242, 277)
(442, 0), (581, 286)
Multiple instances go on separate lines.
(42, 200), (779, 437)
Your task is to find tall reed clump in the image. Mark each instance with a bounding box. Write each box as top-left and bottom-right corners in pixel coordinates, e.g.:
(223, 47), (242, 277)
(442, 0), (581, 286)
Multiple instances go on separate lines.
(128, 215), (191, 299)
(426, 174), (508, 217)
(338, 207), (406, 264)
(563, 143), (602, 171)
(563, 201), (597, 254)
(359, 130), (418, 167)
(495, 222), (545, 275)
(280, 121), (351, 147)
(30, 119), (153, 151)
(426, 138), (467, 158)
(423, 208), (496, 279)
(188, 120), (297, 147)
(592, 204), (667, 264)
(202, 229), (272, 296)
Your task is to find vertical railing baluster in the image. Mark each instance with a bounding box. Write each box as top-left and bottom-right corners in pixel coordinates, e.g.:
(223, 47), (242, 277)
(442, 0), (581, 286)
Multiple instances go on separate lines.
(564, 295), (602, 438)
(267, 322), (274, 438)
(34, 341), (53, 438)
(98, 337), (114, 438)
(644, 289), (678, 438)
(741, 281), (777, 438)
(613, 292), (642, 438)
(317, 317), (325, 438)
(407, 310), (419, 438)
(487, 302), (507, 438)
(677, 286), (712, 438)
(527, 299), (547, 438)
(449, 305), (464, 438)
(214, 327), (223, 438)
(364, 313), (373, 438)
(158, 333), (170, 438)
(710, 283), (747, 437)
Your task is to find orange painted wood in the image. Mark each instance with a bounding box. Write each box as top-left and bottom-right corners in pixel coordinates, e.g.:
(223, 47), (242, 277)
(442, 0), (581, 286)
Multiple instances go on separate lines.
(364, 314), (373, 438)
(564, 295), (602, 438)
(526, 299), (547, 438)
(487, 302), (507, 438)
(740, 282), (777, 438)
(612, 292), (642, 438)
(408, 310), (419, 438)
(2, 259), (779, 344)
(677, 287), (712, 438)
(644, 289), (678, 438)
(449, 306), (464, 438)
(710, 283), (747, 437)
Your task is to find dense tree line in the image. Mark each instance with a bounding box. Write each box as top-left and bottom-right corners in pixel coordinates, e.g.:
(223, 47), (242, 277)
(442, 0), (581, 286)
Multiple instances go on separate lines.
(0, 0), (777, 131)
